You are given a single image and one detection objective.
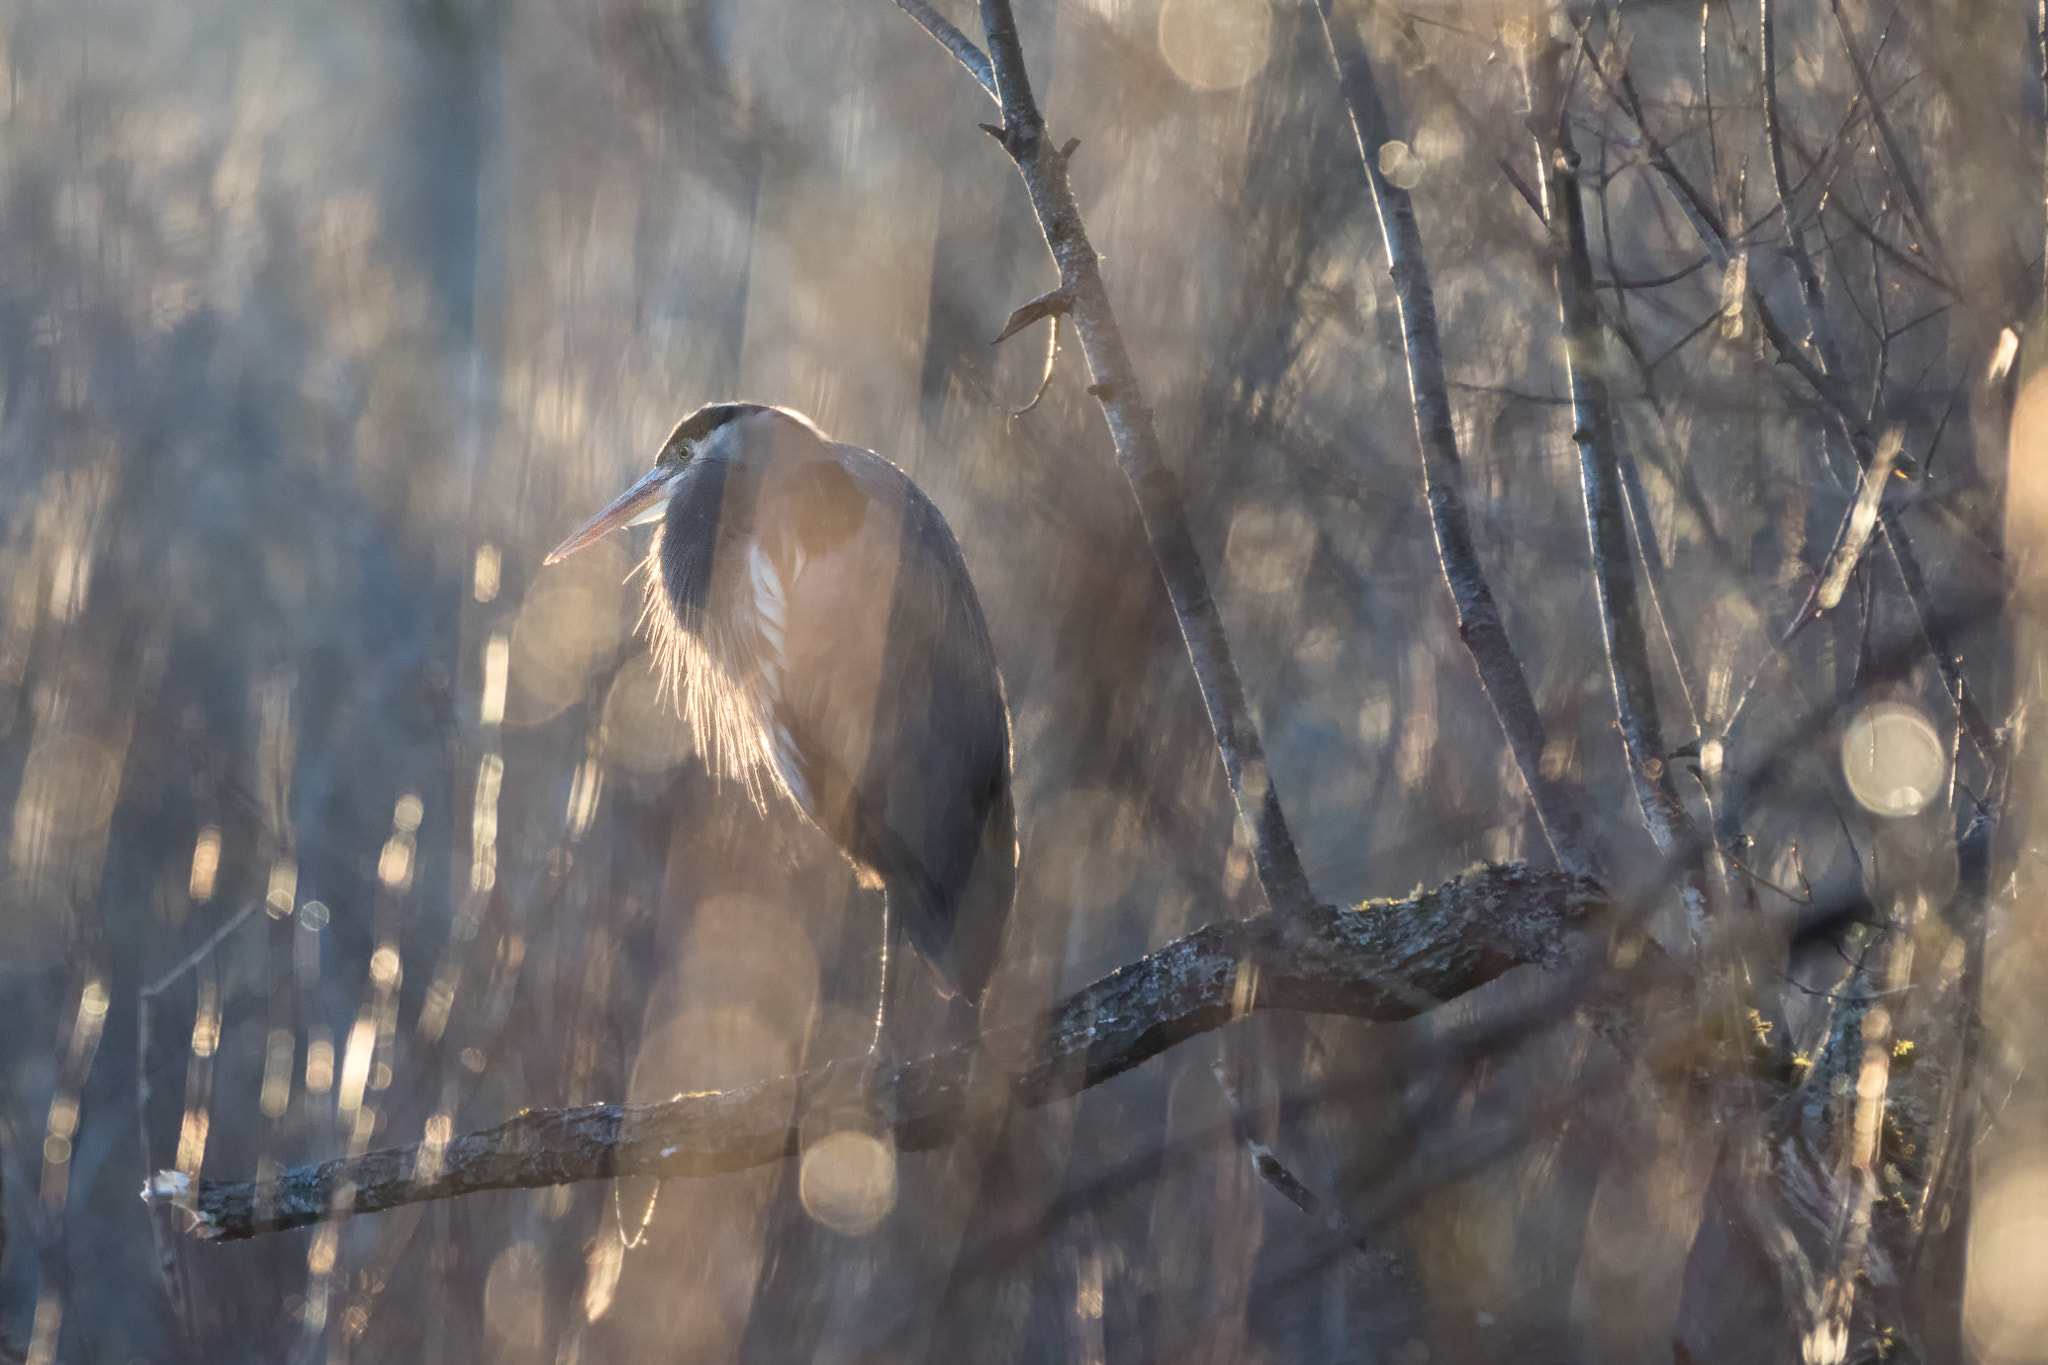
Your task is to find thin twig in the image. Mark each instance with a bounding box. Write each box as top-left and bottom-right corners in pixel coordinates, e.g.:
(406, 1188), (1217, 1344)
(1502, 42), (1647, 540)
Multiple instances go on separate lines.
(1907, 807), (1989, 1258)
(1826, 0), (1948, 275)
(1209, 1060), (1411, 1282)
(1598, 255), (1712, 290)
(892, 0), (996, 99)
(140, 899), (264, 999)
(1010, 311), (1060, 417)
(1700, 1), (1721, 210)
(135, 900), (263, 1350)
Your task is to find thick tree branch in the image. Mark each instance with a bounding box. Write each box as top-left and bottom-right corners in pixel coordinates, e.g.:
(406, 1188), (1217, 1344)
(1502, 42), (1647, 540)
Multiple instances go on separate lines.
(149, 863), (1602, 1241)
(1312, 0), (1603, 884)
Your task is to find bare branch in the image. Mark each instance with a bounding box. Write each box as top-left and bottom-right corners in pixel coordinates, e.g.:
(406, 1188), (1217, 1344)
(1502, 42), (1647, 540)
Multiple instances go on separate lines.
(1313, 0), (1604, 883)
(1210, 1061), (1413, 1284)
(139, 899), (264, 1000)
(1352, 0), (1544, 218)
(1700, 0), (1722, 210)
(148, 863), (1604, 1242)
(1825, 0), (1948, 275)
(899, 0), (1322, 916)
(1762, 0), (1845, 382)
(893, 0), (997, 99)
(1597, 255), (1712, 290)
(1525, 38), (1700, 882)
(1578, 33), (2004, 778)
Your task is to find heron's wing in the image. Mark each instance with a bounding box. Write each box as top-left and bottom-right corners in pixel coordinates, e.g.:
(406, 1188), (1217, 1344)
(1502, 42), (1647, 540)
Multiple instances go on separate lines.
(767, 449), (1014, 1001)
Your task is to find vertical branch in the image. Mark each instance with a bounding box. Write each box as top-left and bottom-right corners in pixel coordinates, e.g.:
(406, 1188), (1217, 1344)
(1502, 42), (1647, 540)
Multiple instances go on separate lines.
(1591, 142), (1706, 737)
(1524, 39), (1697, 874)
(1904, 807), (1989, 1353)
(957, 0), (1318, 916)
(1761, 0), (1845, 381)
(1311, 0), (1602, 882)
(1700, 1), (1721, 212)
(1811, 894), (1923, 1360)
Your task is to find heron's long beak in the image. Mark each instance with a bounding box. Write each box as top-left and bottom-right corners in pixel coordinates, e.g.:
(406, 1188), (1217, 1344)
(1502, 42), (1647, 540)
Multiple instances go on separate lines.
(544, 465), (674, 565)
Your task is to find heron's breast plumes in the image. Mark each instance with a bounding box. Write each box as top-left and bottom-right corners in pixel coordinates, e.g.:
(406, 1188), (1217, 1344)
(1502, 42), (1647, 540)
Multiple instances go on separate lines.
(640, 443), (904, 825)
(641, 519), (788, 811)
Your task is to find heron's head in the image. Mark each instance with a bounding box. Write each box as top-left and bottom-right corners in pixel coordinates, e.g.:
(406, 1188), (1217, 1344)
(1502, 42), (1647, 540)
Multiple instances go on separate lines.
(544, 402), (773, 565)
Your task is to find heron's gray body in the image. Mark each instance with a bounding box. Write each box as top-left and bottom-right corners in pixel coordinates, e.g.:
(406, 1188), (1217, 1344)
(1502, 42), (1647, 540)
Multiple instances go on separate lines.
(643, 405), (1014, 1005)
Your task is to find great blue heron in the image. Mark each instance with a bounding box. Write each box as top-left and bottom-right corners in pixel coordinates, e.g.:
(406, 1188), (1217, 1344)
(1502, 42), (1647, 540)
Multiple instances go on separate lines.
(547, 403), (1015, 1041)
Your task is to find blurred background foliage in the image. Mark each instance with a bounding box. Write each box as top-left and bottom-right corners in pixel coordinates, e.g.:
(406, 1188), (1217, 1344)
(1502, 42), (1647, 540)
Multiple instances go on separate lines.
(0, 0), (2041, 1359)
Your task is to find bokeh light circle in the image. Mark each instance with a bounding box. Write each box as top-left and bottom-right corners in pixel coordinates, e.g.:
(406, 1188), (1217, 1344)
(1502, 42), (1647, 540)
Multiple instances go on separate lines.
(602, 656), (694, 773)
(484, 1241), (547, 1347)
(1224, 504), (1315, 595)
(1377, 140), (1425, 190)
(17, 733), (121, 838)
(507, 539), (627, 725)
(799, 1130), (898, 1236)
(1840, 702), (1944, 817)
(1157, 0), (1272, 93)
(1967, 1166), (2048, 1360)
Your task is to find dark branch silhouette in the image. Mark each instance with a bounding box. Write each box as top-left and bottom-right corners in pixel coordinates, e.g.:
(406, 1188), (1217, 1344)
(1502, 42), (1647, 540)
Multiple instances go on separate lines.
(149, 863), (1601, 1241)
